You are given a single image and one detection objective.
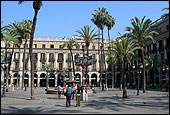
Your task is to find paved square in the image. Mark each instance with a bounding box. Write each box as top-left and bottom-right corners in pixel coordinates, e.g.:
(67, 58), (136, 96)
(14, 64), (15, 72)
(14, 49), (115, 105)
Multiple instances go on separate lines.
(1, 87), (169, 114)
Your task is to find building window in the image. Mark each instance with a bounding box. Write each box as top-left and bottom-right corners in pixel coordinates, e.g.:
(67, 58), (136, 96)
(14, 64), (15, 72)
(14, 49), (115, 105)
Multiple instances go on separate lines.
(49, 53), (54, 61)
(166, 25), (169, 30)
(15, 53), (19, 60)
(15, 44), (19, 48)
(41, 53), (45, 59)
(15, 62), (19, 70)
(59, 45), (62, 49)
(42, 44), (46, 48)
(59, 63), (63, 70)
(26, 44), (28, 48)
(34, 62), (37, 70)
(33, 44), (37, 48)
(92, 45), (95, 50)
(8, 43), (10, 48)
(33, 53), (37, 60)
(50, 44), (54, 48)
(58, 53), (63, 62)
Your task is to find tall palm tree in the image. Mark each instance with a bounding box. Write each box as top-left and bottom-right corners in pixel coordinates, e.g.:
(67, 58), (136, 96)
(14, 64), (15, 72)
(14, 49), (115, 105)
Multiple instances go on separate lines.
(124, 16), (159, 93)
(18, 1), (42, 100)
(111, 36), (142, 98)
(92, 7), (109, 87)
(61, 38), (80, 79)
(19, 20), (32, 89)
(105, 15), (115, 41)
(1, 27), (20, 92)
(75, 25), (99, 86)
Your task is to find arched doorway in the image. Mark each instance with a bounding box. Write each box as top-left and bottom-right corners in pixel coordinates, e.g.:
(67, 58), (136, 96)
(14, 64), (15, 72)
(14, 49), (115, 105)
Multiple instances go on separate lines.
(49, 73), (55, 87)
(34, 73), (38, 87)
(107, 73), (112, 88)
(24, 73), (29, 87)
(91, 73), (97, 87)
(40, 73), (46, 87)
(74, 73), (81, 83)
(58, 73), (63, 87)
(13, 73), (20, 87)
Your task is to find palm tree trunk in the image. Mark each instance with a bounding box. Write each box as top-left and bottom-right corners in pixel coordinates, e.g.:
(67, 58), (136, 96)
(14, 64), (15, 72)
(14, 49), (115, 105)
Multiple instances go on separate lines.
(101, 29), (104, 86)
(142, 48), (146, 93)
(98, 28), (101, 88)
(22, 39), (27, 89)
(16, 47), (21, 90)
(30, 10), (39, 100)
(46, 71), (49, 88)
(112, 65), (114, 88)
(108, 28), (110, 41)
(70, 49), (75, 78)
(4, 42), (8, 92)
(119, 61), (123, 91)
(86, 44), (89, 86)
(122, 60), (127, 98)
(8, 43), (15, 90)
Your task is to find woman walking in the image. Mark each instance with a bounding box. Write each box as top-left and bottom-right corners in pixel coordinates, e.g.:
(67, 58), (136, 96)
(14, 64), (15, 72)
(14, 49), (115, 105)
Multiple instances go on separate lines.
(66, 84), (72, 107)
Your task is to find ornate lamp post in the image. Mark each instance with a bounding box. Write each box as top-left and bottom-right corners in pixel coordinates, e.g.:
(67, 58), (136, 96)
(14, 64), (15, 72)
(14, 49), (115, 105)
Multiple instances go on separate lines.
(75, 45), (93, 86)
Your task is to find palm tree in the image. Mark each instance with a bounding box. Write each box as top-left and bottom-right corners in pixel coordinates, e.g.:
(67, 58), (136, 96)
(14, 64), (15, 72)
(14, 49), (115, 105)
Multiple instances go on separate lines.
(41, 63), (55, 89)
(161, 2), (169, 17)
(18, 1), (42, 100)
(105, 15), (115, 41)
(61, 38), (80, 79)
(110, 36), (142, 98)
(124, 16), (159, 93)
(92, 7), (109, 87)
(75, 25), (99, 86)
(19, 20), (32, 89)
(1, 26), (20, 92)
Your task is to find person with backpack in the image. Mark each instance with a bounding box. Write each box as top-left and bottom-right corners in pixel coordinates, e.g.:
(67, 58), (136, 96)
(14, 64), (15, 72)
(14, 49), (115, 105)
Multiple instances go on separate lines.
(66, 84), (72, 107)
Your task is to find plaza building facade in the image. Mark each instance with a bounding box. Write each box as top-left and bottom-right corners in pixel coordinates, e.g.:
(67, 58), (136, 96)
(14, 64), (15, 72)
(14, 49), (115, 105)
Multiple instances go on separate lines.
(1, 15), (169, 89)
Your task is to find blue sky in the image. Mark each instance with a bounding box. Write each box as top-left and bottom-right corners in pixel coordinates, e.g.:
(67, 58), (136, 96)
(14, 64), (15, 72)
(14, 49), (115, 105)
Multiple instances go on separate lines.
(1, 1), (169, 40)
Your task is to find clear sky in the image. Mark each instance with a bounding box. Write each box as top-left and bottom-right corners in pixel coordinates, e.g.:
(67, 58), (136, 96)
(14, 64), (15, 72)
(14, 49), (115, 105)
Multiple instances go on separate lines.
(1, 1), (169, 40)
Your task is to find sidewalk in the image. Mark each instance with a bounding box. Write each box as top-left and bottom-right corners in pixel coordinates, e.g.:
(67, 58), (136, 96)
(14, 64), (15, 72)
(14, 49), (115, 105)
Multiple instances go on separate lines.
(1, 87), (169, 114)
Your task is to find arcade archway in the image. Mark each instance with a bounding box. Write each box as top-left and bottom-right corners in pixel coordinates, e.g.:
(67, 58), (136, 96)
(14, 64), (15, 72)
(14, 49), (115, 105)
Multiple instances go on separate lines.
(40, 73), (46, 87)
(91, 73), (97, 87)
(49, 73), (55, 87)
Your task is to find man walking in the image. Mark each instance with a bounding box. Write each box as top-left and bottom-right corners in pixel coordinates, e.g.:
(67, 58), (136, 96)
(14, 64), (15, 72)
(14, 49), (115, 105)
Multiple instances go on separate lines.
(66, 84), (72, 107)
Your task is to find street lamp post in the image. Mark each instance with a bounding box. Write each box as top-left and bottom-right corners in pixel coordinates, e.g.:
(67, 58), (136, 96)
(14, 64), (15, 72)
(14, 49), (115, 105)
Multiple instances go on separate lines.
(2, 63), (9, 97)
(75, 45), (93, 87)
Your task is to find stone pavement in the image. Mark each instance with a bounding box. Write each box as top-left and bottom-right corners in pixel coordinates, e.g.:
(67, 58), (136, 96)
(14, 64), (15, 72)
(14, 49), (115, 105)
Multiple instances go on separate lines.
(1, 87), (169, 114)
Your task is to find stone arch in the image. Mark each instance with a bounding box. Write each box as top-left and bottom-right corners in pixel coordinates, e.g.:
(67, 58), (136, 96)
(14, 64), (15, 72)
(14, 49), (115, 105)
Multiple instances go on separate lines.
(49, 73), (55, 87)
(91, 73), (97, 87)
(34, 73), (38, 87)
(13, 73), (20, 86)
(24, 73), (29, 87)
(75, 73), (81, 83)
(40, 73), (46, 87)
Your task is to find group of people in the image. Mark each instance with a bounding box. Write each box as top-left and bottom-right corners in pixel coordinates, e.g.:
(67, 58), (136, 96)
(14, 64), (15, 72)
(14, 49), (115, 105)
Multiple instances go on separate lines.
(57, 84), (81, 107)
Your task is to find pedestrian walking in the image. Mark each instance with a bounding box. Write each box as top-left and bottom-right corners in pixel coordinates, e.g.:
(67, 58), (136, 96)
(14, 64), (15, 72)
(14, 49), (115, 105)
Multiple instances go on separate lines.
(66, 84), (72, 107)
(63, 84), (68, 96)
(72, 84), (77, 99)
(57, 85), (61, 99)
(76, 84), (81, 107)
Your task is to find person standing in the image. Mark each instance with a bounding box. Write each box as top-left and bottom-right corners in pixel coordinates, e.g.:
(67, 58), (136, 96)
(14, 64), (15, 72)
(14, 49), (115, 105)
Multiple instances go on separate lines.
(76, 84), (81, 107)
(57, 85), (61, 99)
(72, 84), (77, 99)
(66, 84), (72, 107)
